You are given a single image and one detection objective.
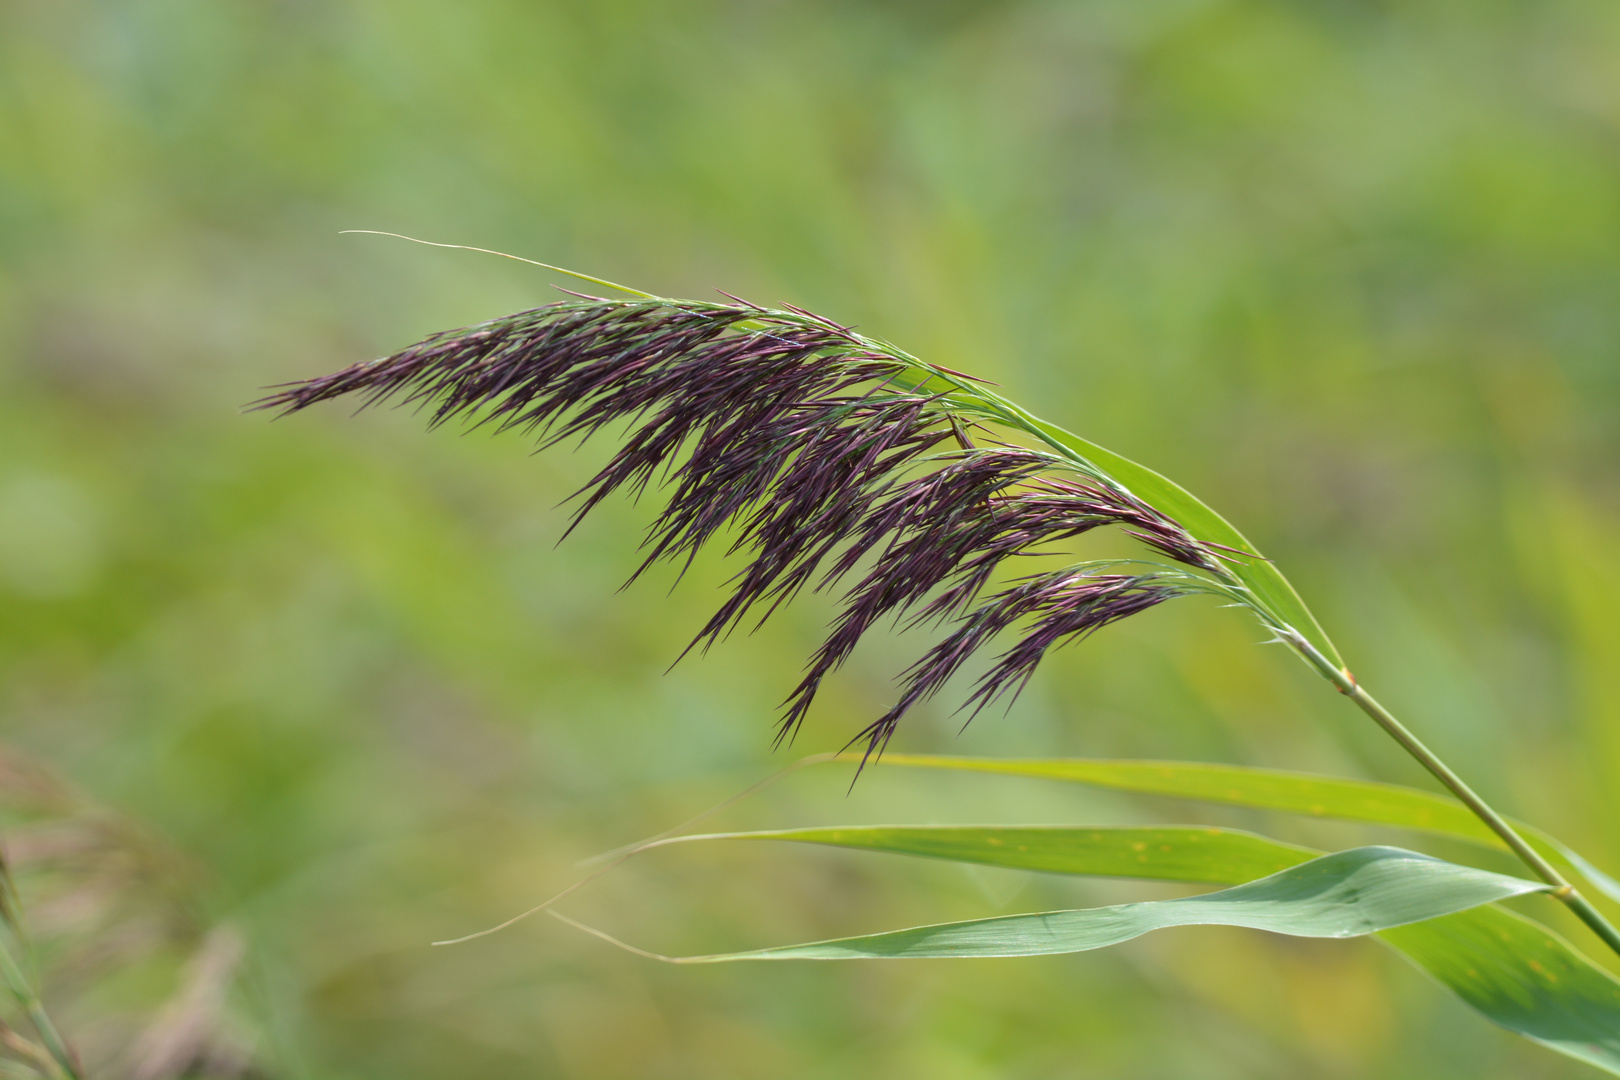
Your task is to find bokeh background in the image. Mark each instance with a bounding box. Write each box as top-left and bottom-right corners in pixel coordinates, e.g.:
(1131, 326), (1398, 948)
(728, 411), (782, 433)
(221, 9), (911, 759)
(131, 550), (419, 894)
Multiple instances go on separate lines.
(4, 1), (1620, 1076)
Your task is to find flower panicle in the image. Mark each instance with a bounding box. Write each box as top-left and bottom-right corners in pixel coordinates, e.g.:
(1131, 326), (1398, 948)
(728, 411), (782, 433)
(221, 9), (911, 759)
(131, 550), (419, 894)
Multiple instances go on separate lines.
(842, 573), (1188, 767)
(256, 296), (1226, 762)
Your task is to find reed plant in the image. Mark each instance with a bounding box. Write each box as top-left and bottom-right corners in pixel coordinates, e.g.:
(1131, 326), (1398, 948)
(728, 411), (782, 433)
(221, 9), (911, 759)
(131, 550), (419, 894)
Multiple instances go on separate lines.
(263, 265), (1620, 1073)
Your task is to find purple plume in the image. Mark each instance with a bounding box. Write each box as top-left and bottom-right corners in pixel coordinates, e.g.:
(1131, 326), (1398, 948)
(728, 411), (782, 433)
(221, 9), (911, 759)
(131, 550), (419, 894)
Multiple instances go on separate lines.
(258, 298), (1213, 762)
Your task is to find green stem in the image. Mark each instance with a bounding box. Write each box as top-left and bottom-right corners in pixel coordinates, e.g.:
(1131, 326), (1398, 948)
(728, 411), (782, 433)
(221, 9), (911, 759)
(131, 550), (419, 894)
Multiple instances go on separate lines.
(0, 943), (75, 1080)
(1288, 631), (1620, 961)
(0, 861), (77, 1080)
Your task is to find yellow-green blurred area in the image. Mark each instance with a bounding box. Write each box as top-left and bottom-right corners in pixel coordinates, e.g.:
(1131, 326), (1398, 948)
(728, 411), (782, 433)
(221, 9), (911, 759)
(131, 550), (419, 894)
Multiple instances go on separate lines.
(3, 0), (1620, 1076)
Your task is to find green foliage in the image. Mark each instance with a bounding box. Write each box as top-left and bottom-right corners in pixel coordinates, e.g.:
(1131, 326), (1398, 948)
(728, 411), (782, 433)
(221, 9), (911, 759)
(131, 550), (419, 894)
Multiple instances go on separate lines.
(641, 848), (1549, 962)
(701, 824), (1317, 884)
(1384, 908), (1620, 1073)
(876, 754), (1620, 901)
(6, 1), (1620, 1078)
(879, 754), (1494, 835)
(620, 813), (1620, 1072)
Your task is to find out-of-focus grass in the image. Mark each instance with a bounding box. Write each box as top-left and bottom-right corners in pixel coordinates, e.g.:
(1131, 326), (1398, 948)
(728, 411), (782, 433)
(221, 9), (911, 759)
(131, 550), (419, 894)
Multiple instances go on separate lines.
(2, 1), (1619, 1076)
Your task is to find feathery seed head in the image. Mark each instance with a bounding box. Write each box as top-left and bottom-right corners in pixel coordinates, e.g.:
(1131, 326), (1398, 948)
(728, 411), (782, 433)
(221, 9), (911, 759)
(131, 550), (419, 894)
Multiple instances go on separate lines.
(257, 296), (1232, 763)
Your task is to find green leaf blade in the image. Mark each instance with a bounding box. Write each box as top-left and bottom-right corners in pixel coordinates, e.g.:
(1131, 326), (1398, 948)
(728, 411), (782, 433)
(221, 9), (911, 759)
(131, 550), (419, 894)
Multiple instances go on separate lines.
(732, 824), (1315, 885)
(615, 815), (1620, 1072)
(870, 755), (1620, 904)
(1383, 906), (1620, 1073)
(672, 847), (1543, 962)
(875, 754), (1493, 840)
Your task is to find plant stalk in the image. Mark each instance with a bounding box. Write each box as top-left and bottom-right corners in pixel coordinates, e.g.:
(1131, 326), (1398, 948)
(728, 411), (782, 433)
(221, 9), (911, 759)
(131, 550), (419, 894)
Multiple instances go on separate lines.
(1287, 631), (1620, 960)
(0, 860), (78, 1080)
(0, 944), (75, 1080)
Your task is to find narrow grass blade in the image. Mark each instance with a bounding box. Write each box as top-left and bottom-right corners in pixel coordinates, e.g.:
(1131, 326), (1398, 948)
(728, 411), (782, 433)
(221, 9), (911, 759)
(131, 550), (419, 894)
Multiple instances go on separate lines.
(709, 824), (1315, 884)
(878, 754), (1489, 835)
(872, 754), (1620, 903)
(596, 847), (1542, 961)
(582, 817), (1620, 1071)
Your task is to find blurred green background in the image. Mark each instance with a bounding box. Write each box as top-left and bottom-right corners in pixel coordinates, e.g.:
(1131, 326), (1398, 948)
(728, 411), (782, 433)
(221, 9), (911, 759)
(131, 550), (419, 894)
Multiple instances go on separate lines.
(4, 0), (1620, 1076)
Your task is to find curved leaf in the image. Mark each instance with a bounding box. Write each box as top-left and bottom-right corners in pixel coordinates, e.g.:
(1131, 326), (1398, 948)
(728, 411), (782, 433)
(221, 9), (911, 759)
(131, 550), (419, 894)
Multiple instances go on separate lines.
(1383, 906), (1620, 1072)
(627, 847), (1542, 962)
(636, 819), (1620, 1071)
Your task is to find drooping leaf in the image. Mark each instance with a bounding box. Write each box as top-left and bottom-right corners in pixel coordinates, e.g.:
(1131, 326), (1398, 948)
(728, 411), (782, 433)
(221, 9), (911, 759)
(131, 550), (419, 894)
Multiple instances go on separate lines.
(631, 821), (1620, 1071)
(601, 847), (1541, 961)
(1383, 905), (1620, 1072)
